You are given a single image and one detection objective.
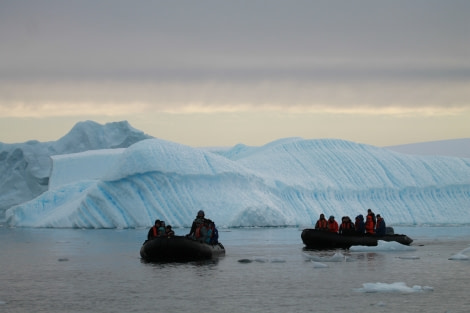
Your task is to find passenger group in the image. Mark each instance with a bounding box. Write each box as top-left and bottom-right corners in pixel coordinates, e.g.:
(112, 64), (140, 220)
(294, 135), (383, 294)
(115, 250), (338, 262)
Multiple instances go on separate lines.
(147, 219), (175, 239)
(147, 210), (219, 244)
(314, 208), (387, 236)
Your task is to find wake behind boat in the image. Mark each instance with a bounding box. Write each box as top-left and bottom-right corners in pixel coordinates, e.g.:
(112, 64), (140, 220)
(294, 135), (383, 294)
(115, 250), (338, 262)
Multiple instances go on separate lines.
(301, 227), (413, 250)
(140, 236), (225, 262)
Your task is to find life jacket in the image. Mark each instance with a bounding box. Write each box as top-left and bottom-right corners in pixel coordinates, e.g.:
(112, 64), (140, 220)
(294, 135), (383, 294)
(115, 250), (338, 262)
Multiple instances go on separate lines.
(365, 215), (375, 234)
(195, 225), (201, 238)
(151, 226), (158, 237)
(316, 219), (328, 230)
(341, 222), (353, 229)
(328, 220), (338, 233)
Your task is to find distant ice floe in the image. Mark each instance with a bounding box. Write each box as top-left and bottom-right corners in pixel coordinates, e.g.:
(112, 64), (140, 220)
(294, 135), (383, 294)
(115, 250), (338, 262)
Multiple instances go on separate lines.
(398, 255), (420, 260)
(303, 252), (354, 264)
(312, 261), (329, 268)
(449, 247), (470, 260)
(355, 282), (434, 293)
(303, 252), (346, 262)
(350, 241), (416, 252)
(237, 257), (286, 264)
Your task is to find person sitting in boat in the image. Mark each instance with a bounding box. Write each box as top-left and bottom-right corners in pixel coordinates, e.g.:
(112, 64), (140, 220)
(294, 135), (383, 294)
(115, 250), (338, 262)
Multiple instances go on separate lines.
(367, 208), (376, 227)
(165, 225), (175, 237)
(194, 219), (212, 243)
(204, 220), (213, 244)
(158, 221), (166, 236)
(208, 220), (219, 244)
(327, 215), (339, 233)
(188, 210), (206, 238)
(339, 216), (355, 235)
(147, 219), (162, 240)
(365, 210), (376, 235)
(375, 214), (386, 236)
(355, 215), (365, 234)
(315, 214), (328, 231)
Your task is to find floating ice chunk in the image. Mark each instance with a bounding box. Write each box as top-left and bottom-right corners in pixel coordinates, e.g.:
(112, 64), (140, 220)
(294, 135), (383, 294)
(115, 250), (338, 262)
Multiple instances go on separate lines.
(312, 261), (329, 268)
(355, 282), (433, 293)
(398, 255), (420, 260)
(238, 257), (287, 264)
(449, 253), (469, 260)
(306, 252), (346, 263)
(449, 246), (470, 260)
(350, 241), (416, 252)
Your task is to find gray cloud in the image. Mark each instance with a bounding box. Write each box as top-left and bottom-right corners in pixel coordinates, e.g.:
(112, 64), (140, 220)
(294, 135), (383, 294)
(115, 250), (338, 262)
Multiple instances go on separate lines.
(1, 0), (469, 113)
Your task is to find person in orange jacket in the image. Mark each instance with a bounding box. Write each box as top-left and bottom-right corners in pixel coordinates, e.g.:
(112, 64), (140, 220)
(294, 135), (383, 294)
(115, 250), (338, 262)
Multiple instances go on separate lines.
(365, 209), (376, 234)
(315, 213), (328, 231)
(327, 215), (339, 233)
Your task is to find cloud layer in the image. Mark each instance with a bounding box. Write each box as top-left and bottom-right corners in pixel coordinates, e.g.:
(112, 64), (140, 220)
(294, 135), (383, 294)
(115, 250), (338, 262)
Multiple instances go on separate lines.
(1, 1), (469, 144)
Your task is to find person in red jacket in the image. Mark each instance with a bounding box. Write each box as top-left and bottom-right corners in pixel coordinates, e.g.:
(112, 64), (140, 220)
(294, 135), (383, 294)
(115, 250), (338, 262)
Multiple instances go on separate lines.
(315, 214), (328, 231)
(147, 219), (162, 240)
(365, 209), (376, 234)
(327, 216), (339, 233)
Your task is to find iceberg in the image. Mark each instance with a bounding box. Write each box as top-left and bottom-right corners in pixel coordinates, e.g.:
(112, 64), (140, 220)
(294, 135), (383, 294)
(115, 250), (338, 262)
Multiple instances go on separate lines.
(355, 282), (434, 293)
(5, 136), (470, 229)
(0, 120), (152, 218)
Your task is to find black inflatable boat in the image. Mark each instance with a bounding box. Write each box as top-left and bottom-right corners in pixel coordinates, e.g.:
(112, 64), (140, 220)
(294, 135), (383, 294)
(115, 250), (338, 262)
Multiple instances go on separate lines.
(140, 236), (225, 262)
(301, 228), (413, 250)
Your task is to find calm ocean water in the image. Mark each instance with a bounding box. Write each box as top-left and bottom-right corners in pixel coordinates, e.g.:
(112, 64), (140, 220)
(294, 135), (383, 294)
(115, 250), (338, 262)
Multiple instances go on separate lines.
(1, 226), (469, 313)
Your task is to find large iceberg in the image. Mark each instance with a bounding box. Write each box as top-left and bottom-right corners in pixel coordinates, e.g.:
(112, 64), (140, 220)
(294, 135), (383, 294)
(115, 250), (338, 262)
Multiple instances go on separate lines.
(0, 120), (152, 218)
(5, 137), (470, 228)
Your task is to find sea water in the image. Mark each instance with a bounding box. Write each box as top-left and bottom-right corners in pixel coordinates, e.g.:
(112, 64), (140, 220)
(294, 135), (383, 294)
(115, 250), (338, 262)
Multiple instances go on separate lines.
(0, 226), (469, 313)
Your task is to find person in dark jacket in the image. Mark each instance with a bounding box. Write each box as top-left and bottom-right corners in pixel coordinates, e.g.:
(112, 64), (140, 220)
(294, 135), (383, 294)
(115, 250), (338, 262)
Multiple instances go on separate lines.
(187, 210), (206, 238)
(207, 220), (219, 244)
(375, 214), (386, 236)
(165, 225), (175, 237)
(339, 216), (355, 235)
(355, 215), (365, 234)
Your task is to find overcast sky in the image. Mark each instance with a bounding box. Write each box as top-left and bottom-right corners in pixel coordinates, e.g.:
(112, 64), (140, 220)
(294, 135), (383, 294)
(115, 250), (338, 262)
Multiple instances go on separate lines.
(1, 0), (469, 146)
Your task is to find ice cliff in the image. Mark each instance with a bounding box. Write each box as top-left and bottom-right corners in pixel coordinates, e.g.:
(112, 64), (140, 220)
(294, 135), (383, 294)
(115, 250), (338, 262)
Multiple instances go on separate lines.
(5, 136), (470, 228)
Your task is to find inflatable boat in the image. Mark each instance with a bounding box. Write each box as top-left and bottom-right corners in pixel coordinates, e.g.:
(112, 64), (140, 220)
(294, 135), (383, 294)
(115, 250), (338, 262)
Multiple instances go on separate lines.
(140, 236), (225, 262)
(301, 228), (413, 250)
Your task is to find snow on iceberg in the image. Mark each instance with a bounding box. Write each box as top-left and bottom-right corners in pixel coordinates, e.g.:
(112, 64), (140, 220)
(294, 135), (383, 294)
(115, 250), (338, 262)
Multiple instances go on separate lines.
(49, 149), (125, 190)
(6, 137), (470, 228)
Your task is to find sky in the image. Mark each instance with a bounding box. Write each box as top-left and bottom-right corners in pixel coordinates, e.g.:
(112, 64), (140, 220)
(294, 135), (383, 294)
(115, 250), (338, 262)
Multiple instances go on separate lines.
(1, 0), (469, 147)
